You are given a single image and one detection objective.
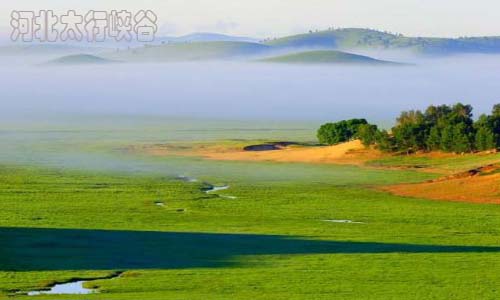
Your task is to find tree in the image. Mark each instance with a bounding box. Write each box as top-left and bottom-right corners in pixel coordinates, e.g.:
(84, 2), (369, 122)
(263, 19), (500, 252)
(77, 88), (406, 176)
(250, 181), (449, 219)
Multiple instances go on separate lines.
(396, 110), (425, 127)
(317, 123), (341, 145)
(451, 123), (474, 153)
(424, 104), (451, 127)
(475, 126), (496, 151)
(448, 103), (474, 127)
(440, 125), (455, 152)
(319, 103), (500, 154)
(374, 130), (395, 152)
(492, 104), (500, 117)
(357, 124), (378, 147)
(435, 103), (475, 153)
(317, 119), (368, 145)
(392, 110), (428, 153)
(489, 104), (500, 147)
(392, 122), (428, 154)
(474, 112), (499, 151)
(426, 126), (441, 151)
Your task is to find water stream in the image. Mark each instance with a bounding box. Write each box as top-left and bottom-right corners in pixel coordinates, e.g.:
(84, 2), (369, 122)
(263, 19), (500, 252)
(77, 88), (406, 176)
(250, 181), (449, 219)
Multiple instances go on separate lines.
(27, 272), (123, 296)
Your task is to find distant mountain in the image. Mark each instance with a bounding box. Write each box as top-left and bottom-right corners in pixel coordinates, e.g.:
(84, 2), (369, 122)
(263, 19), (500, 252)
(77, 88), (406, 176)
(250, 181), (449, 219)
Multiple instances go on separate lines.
(5, 29), (500, 60)
(265, 28), (500, 55)
(0, 44), (106, 56)
(259, 50), (402, 65)
(47, 54), (117, 65)
(103, 41), (272, 62)
(157, 32), (259, 44)
(9, 29), (500, 64)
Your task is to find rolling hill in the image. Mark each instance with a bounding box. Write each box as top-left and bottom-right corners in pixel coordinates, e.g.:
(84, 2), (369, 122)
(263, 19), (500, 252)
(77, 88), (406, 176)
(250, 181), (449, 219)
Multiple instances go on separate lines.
(156, 32), (259, 43)
(47, 54), (117, 65)
(259, 50), (402, 65)
(104, 41), (272, 62)
(265, 28), (500, 55)
(0, 44), (104, 56)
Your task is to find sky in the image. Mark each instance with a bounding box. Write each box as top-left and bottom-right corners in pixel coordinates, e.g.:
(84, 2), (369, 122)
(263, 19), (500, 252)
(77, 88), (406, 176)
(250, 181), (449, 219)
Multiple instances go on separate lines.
(1, 0), (500, 38)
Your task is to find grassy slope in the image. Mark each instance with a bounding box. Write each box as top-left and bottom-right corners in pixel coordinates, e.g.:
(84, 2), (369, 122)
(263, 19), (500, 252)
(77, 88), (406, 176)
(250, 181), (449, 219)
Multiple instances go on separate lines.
(265, 28), (500, 55)
(259, 50), (399, 65)
(104, 42), (272, 62)
(47, 54), (116, 65)
(368, 152), (500, 174)
(1, 160), (499, 299)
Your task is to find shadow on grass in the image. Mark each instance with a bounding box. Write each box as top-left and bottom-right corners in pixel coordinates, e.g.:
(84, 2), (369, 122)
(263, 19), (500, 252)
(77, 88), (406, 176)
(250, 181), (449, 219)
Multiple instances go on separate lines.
(1, 227), (499, 271)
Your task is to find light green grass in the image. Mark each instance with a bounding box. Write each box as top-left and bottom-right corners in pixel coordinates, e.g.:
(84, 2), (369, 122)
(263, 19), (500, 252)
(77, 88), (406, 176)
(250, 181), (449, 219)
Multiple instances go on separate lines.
(368, 152), (500, 173)
(1, 163), (499, 299)
(265, 28), (500, 55)
(1, 118), (499, 299)
(259, 50), (399, 65)
(46, 54), (117, 65)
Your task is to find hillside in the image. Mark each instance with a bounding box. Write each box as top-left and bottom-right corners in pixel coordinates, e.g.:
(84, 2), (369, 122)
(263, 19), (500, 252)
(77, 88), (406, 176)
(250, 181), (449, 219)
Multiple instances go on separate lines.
(259, 50), (401, 65)
(265, 28), (500, 55)
(137, 140), (385, 166)
(0, 44), (103, 56)
(383, 163), (500, 204)
(157, 32), (259, 43)
(47, 54), (117, 65)
(104, 41), (272, 62)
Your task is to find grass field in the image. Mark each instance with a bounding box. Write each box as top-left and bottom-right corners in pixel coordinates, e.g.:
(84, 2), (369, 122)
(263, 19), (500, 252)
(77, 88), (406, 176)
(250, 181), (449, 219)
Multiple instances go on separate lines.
(259, 50), (398, 65)
(1, 119), (500, 299)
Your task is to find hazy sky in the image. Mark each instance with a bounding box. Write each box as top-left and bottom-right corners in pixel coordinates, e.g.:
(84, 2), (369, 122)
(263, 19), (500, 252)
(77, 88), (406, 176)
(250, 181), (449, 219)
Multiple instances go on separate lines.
(1, 0), (500, 38)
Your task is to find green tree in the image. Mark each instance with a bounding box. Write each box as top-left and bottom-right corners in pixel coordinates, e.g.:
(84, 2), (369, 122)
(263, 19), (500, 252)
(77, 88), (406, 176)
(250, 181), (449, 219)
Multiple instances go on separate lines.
(451, 123), (474, 153)
(440, 125), (455, 152)
(475, 126), (496, 151)
(396, 110), (425, 126)
(357, 124), (378, 147)
(474, 111), (500, 150)
(489, 104), (500, 147)
(392, 110), (429, 153)
(492, 104), (500, 117)
(424, 105), (452, 126)
(317, 119), (368, 145)
(374, 130), (396, 152)
(449, 103), (473, 126)
(392, 123), (428, 154)
(426, 126), (441, 151)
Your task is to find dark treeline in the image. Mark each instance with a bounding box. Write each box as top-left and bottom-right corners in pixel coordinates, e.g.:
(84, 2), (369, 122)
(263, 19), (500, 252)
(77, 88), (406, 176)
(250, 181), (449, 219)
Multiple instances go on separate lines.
(317, 103), (500, 154)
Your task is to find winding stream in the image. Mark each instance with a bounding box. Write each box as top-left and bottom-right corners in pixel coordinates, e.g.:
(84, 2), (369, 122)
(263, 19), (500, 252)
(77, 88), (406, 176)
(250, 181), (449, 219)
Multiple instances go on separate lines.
(28, 281), (96, 296)
(176, 175), (237, 199)
(27, 272), (123, 296)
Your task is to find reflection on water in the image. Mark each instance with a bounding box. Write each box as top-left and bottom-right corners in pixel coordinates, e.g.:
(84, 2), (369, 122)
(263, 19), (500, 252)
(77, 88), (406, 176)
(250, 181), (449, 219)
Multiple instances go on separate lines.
(28, 281), (95, 296)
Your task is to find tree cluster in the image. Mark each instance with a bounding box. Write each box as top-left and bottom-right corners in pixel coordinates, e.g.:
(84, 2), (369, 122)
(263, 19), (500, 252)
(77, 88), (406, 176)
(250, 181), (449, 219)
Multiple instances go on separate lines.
(317, 103), (500, 154)
(317, 119), (368, 145)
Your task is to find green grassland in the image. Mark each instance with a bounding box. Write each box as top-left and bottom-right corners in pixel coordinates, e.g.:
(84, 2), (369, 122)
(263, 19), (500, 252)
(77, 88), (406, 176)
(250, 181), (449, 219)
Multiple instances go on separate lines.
(258, 50), (400, 65)
(46, 54), (117, 65)
(1, 153), (500, 299)
(265, 28), (500, 55)
(369, 152), (500, 174)
(1, 118), (500, 299)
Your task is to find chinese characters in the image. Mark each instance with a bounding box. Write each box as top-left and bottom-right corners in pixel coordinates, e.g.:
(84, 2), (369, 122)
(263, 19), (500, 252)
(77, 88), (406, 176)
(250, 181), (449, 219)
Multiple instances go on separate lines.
(10, 10), (158, 42)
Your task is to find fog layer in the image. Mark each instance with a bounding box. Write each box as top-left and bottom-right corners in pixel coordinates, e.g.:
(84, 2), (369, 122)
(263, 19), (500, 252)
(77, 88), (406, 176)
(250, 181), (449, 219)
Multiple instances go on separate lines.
(1, 55), (500, 123)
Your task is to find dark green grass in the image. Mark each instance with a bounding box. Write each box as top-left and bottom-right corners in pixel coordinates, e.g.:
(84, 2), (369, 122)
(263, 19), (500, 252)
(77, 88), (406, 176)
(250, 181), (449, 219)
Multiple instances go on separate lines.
(1, 164), (500, 299)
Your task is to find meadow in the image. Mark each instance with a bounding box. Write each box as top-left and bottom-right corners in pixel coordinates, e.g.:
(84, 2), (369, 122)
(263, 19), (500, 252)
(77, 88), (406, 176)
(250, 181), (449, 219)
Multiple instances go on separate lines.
(1, 118), (500, 299)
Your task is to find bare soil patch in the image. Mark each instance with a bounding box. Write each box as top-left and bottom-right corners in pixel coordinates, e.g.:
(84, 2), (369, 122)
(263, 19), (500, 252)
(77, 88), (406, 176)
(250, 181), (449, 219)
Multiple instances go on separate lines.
(197, 140), (383, 165)
(381, 164), (500, 204)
